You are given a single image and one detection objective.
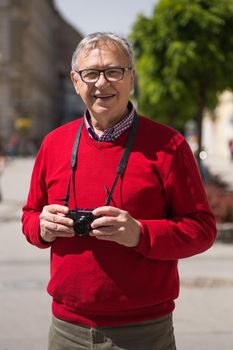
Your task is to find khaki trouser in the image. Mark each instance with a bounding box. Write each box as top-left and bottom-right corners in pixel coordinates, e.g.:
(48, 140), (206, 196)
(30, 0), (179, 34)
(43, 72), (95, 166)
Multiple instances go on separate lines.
(48, 314), (177, 350)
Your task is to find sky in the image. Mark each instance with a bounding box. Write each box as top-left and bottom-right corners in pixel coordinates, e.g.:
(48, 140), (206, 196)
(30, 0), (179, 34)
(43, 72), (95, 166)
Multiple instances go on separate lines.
(54, 0), (158, 37)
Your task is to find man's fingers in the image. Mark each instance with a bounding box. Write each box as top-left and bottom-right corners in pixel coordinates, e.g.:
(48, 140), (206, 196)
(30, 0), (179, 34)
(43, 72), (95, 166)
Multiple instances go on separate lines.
(40, 205), (73, 226)
(91, 215), (115, 229)
(44, 204), (69, 215)
(92, 206), (123, 217)
(44, 221), (74, 233)
(40, 221), (75, 240)
(49, 213), (73, 226)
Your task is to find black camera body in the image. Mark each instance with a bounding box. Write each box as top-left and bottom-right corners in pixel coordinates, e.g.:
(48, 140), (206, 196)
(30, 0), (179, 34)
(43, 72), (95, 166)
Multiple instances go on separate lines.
(66, 209), (100, 236)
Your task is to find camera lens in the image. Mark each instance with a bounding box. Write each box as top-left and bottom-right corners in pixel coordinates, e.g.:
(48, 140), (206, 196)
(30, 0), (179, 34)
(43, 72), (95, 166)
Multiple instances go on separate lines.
(74, 216), (91, 236)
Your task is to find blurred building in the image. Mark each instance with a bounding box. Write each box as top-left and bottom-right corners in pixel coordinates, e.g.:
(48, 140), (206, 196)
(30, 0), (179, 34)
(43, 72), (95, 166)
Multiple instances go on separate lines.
(203, 91), (233, 160)
(185, 91), (233, 161)
(0, 0), (84, 154)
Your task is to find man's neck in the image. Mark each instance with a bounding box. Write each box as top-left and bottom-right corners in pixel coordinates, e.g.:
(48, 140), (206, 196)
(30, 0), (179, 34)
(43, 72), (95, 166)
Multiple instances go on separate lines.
(89, 108), (129, 133)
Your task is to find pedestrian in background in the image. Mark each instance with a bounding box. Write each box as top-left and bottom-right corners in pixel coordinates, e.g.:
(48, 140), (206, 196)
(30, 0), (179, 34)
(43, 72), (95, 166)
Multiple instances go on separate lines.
(22, 32), (217, 350)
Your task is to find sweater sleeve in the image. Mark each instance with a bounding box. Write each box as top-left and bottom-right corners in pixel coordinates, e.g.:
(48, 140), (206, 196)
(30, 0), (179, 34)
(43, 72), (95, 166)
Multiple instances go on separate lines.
(134, 139), (217, 260)
(22, 141), (52, 249)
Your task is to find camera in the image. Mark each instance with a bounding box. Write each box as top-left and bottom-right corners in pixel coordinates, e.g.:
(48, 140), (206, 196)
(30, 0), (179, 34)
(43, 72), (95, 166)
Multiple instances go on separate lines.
(66, 209), (100, 236)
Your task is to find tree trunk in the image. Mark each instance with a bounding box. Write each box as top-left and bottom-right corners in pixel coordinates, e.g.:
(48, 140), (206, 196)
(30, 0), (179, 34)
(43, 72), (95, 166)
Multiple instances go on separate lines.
(169, 113), (177, 128)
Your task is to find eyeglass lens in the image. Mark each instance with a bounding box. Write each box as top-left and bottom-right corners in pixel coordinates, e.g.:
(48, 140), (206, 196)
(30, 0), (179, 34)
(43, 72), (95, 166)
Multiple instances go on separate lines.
(81, 68), (125, 82)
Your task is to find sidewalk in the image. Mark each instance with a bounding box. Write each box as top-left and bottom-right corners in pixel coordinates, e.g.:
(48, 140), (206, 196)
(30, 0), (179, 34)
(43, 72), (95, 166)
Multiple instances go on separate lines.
(0, 157), (50, 350)
(0, 157), (233, 350)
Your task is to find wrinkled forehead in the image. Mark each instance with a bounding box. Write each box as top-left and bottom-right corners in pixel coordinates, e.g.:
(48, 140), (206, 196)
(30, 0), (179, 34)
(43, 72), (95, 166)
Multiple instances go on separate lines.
(77, 40), (130, 63)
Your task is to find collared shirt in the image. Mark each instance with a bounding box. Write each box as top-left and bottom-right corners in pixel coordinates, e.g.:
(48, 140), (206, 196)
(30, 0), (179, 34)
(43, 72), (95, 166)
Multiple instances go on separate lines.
(84, 102), (135, 142)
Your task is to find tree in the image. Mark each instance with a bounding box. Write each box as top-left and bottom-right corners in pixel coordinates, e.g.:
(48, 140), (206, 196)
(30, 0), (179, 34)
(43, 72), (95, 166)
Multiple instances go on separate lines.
(130, 0), (233, 164)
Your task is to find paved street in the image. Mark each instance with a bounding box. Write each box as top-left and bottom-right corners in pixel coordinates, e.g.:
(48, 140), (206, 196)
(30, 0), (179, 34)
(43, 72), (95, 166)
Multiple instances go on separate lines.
(0, 158), (50, 350)
(0, 157), (233, 350)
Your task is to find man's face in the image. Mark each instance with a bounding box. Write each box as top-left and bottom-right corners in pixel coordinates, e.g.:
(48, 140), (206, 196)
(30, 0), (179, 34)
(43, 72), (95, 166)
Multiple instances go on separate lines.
(70, 43), (135, 126)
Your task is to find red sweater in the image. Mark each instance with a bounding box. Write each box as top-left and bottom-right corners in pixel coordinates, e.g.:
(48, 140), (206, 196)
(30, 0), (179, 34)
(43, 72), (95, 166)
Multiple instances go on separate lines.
(22, 115), (216, 327)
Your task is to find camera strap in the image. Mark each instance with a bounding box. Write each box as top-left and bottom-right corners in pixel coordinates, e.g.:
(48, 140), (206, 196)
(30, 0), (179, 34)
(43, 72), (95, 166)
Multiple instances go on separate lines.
(104, 113), (138, 205)
(64, 121), (84, 206)
(64, 112), (138, 207)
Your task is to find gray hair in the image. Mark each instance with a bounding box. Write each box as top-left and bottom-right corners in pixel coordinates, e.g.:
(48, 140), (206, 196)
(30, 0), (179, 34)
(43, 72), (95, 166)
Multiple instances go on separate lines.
(71, 32), (134, 70)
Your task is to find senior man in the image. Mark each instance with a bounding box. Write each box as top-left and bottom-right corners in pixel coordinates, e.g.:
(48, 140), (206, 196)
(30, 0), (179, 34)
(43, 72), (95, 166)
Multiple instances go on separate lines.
(22, 32), (216, 350)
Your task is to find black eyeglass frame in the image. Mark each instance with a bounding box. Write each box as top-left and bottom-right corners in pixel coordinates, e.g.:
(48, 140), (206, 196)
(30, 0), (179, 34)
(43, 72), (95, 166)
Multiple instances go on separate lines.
(74, 67), (133, 83)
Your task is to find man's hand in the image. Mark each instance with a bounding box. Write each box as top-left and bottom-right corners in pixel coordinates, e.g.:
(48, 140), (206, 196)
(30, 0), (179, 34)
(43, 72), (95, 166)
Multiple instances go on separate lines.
(90, 206), (141, 247)
(39, 204), (75, 243)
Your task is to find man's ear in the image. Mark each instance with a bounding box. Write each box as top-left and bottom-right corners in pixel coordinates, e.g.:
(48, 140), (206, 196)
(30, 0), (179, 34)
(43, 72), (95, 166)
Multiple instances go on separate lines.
(70, 70), (80, 95)
(130, 68), (136, 87)
(130, 68), (136, 93)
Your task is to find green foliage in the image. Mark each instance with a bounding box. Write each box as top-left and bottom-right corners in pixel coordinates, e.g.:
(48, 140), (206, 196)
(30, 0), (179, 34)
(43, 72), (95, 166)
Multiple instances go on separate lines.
(129, 0), (233, 130)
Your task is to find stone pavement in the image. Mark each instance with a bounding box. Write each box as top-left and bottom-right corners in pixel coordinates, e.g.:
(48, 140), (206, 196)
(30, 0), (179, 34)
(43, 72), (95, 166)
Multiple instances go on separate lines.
(0, 158), (50, 350)
(0, 157), (233, 350)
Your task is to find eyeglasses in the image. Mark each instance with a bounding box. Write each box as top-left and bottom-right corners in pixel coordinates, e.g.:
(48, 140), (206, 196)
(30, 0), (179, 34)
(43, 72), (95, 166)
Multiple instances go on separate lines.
(74, 67), (132, 83)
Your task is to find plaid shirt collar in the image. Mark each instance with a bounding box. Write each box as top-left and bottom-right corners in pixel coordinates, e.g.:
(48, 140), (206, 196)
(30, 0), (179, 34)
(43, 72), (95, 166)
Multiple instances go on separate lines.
(84, 102), (135, 142)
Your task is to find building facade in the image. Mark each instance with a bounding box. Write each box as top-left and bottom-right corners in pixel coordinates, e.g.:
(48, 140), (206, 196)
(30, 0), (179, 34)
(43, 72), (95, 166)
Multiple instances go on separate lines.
(0, 0), (84, 154)
(185, 91), (233, 162)
(203, 91), (233, 160)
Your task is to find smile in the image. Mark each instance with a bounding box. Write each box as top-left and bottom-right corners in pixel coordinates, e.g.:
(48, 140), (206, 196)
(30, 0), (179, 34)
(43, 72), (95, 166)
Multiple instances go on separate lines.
(94, 94), (115, 99)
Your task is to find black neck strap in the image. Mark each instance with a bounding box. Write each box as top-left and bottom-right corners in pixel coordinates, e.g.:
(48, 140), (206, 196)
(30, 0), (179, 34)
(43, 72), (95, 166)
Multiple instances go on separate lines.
(64, 112), (138, 207)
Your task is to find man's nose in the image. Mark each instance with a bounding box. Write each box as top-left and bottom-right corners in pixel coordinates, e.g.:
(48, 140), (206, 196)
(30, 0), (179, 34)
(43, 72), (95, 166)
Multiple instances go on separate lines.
(95, 72), (109, 87)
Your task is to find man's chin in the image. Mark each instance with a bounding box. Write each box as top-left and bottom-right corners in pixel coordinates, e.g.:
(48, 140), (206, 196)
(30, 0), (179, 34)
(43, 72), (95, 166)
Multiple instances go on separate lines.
(91, 105), (114, 117)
